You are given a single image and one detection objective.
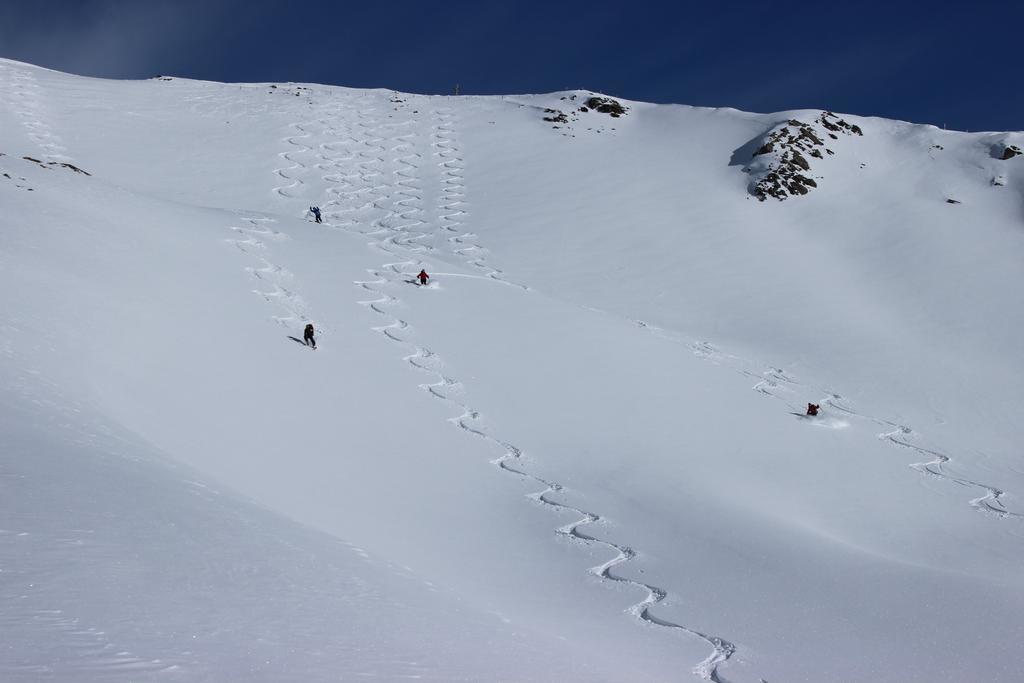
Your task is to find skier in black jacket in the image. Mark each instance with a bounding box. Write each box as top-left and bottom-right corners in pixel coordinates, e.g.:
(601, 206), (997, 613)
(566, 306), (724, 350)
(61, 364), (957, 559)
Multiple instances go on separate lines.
(303, 323), (317, 349)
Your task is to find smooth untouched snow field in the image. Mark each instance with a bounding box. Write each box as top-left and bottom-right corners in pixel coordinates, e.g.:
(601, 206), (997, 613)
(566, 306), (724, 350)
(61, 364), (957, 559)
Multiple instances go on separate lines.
(2, 58), (1023, 682)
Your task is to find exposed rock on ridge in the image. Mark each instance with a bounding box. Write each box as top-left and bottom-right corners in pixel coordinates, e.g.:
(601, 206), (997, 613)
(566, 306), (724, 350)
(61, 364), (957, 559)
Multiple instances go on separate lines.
(744, 111), (863, 201)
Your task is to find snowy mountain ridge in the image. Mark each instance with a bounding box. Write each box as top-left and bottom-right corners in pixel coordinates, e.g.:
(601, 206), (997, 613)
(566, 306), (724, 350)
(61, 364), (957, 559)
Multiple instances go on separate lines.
(2, 57), (1024, 682)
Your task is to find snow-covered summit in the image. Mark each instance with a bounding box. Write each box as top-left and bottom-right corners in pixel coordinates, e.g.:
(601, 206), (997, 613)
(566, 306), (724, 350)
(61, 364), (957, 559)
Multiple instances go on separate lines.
(2, 57), (1023, 682)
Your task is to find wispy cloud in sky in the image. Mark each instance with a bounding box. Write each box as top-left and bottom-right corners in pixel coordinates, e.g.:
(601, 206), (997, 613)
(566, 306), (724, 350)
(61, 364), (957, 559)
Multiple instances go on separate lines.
(1, 0), (1021, 131)
(0, 0), (240, 78)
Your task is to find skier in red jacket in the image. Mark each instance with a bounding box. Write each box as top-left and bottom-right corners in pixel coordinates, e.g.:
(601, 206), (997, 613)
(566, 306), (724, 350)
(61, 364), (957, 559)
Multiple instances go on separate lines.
(806, 403), (820, 416)
(417, 269), (430, 286)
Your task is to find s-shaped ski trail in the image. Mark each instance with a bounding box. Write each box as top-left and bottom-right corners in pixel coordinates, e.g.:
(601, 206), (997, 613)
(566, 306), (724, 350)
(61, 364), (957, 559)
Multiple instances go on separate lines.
(314, 95), (737, 682)
(633, 321), (1024, 523)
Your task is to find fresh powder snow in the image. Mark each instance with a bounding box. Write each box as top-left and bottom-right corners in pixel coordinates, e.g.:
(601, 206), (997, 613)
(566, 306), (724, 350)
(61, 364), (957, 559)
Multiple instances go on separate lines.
(1, 58), (1023, 682)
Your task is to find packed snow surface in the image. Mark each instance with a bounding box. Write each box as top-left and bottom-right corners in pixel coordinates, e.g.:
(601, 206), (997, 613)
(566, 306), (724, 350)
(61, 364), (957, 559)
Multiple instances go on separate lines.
(2, 58), (1023, 682)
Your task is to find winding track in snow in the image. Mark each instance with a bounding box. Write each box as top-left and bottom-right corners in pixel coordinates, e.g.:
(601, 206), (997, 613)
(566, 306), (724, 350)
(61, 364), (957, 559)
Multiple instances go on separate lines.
(313, 95), (736, 682)
(829, 398), (1023, 519)
(0, 63), (188, 681)
(272, 122), (313, 199)
(634, 320), (1023, 521)
(224, 116), (327, 328)
(2, 64), (70, 161)
(431, 108), (530, 290)
(225, 213), (308, 328)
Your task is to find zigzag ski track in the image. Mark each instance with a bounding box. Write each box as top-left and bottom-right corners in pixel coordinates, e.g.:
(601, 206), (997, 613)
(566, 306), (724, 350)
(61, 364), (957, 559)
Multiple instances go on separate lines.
(632, 320), (1023, 524)
(310, 96), (736, 682)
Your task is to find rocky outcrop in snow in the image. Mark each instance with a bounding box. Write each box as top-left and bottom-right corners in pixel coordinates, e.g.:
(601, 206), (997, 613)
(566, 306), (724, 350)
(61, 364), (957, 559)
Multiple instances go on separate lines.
(535, 93), (627, 136)
(745, 111), (863, 201)
(22, 155), (90, 175)
(581, 96), (628, 117)
(542, 108), (568, 124)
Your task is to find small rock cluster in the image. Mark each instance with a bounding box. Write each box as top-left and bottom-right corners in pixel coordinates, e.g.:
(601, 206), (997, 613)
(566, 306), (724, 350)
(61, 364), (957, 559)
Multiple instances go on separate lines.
(2, 152), (91, 191)
(0, 152), (32, 191)
(267, 84), (311, 97)
(540, 93), (628, 133)
(818, 111), (863, 138)
(1001, 144), (1021, 160)
(581, 96), (628, 117)
(22, 155), (91, 175)
(542, 109), (569, 124)
(747, 111), (863, 201)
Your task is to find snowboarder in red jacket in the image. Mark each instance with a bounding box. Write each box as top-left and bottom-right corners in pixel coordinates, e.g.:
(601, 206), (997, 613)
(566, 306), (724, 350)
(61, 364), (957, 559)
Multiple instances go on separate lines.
(806, 403), (820, 416)
(417, 269), (429, 286)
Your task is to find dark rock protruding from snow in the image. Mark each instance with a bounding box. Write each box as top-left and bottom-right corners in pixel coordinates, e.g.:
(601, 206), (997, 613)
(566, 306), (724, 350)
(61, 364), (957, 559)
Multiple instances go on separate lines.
(1001, 145), (1022, 160)
(22, 156), (91, 175)
(583, 96), (628, 117)
(536, 93), (626, 135)
(819, 111), (863, 136)
(744, 111), (864, 201)
(542, 108), (569, 124)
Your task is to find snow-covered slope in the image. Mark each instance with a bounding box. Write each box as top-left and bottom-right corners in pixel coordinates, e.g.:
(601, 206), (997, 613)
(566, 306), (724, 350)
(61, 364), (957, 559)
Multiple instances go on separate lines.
(2, 58), (1023, 682)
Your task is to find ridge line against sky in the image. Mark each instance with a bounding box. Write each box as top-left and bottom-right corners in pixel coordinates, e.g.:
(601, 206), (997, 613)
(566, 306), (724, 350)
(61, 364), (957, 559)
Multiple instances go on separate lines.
(1, 0), (1021, 132)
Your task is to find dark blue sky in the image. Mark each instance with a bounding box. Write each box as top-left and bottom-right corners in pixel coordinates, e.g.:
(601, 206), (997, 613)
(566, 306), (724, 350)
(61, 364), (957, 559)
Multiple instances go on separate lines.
(2, 0), (1021, 132)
